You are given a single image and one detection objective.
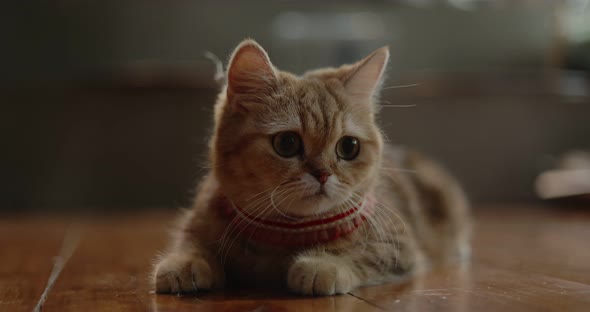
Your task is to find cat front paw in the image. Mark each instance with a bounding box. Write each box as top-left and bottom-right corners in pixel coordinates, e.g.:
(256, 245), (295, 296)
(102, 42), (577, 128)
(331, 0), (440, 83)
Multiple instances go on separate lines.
(153, 254), (216, 294)
(287, 256), (358, 296)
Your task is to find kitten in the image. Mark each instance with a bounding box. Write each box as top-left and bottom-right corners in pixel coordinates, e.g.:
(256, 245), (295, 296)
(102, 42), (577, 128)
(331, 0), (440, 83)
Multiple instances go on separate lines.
(153, 39), (470, 296)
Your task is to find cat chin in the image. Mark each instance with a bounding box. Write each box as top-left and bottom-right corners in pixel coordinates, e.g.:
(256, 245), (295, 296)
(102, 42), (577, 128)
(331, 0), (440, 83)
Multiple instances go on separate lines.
(277, 195), (341, 218)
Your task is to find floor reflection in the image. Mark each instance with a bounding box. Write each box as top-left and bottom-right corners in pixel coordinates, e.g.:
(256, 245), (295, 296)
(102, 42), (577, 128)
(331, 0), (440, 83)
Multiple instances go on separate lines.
(150, 262), (473, 312)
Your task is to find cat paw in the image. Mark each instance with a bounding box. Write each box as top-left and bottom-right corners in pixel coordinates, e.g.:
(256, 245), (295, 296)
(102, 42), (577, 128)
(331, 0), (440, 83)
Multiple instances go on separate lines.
(154, 254), (215, 294)
(287, 257), (358, 296)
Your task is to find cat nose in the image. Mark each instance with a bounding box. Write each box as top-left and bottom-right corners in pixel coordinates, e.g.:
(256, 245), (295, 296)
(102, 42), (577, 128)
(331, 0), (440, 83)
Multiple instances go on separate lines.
(312, 169), (331, 184)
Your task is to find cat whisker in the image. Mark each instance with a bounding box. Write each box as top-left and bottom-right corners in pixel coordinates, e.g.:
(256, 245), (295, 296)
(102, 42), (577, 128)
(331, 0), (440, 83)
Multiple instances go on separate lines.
(377, 100), (417, 108)
(346, 187), (407, 269)
(380, 104), (417, 108)
(330, 188), (372, 249)
(220, 197), (278, 266)
(216, 183), (289, 260)
(220, 180), (302, 264)
(244, 181), (291, 203)
(245, 188), (302, 245)
(270, 181), (306, 220)
(216, 189), (279, 250)
(380, 167), (418, 174)
(381, 83), (421, 90)
(282, 182), (316, 216)
(377, 128), (391, 143)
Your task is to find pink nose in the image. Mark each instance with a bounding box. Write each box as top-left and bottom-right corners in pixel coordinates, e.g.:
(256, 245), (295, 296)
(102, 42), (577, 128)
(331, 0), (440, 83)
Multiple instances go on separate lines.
(313, 170), (331, 184)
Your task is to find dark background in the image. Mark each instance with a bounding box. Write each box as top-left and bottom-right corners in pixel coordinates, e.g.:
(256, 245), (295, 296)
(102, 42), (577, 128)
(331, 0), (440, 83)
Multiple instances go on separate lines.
(2, 1), (589, 213)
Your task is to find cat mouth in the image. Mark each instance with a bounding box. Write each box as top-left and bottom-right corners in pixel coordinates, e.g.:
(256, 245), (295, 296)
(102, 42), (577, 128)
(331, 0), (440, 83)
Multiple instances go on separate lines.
(303, 188), (328, 200)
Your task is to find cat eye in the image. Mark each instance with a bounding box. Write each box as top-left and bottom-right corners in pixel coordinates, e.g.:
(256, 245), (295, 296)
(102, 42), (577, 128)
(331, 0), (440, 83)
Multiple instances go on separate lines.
(272, 131), (302, 158)
(336, 136), (360, 160)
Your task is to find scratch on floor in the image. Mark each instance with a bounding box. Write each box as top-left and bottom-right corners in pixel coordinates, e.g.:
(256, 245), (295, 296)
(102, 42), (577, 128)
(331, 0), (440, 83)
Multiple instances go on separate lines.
(347, 292), (388, 311)
(33, 226), (81, 312)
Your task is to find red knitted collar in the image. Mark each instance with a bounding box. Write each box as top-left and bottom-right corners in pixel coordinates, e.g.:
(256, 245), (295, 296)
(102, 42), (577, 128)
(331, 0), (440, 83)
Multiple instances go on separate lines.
(215, 195), (372, 247)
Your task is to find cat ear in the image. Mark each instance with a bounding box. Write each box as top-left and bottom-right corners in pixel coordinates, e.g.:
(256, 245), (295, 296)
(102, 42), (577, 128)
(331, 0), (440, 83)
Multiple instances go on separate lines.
(344, 46), (389, 103)
(226, 40), (277, 106)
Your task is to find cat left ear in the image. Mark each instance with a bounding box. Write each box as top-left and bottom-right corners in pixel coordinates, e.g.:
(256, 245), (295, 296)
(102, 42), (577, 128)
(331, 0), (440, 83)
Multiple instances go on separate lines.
(344, 46), (390, 104)
(226, 40), (277, 107)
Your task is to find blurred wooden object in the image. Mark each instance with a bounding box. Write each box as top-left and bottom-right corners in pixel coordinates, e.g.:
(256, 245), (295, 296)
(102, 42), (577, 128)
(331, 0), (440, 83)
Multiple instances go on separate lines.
(536, 150), (590, 200)
(1, 205), (589, 311)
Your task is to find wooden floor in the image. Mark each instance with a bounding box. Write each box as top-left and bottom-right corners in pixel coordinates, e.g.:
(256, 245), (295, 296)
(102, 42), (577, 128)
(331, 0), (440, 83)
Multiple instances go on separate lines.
(1, 205), (589, 312)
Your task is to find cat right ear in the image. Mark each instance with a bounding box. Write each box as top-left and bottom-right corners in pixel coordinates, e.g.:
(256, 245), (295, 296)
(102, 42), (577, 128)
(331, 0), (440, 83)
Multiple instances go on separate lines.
(344, 46), (390, 105)
(226, 40), (277, 110)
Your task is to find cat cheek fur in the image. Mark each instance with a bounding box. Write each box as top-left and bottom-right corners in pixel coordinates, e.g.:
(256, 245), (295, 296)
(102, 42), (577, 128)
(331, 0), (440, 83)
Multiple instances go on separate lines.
(152, 39), (471, 296)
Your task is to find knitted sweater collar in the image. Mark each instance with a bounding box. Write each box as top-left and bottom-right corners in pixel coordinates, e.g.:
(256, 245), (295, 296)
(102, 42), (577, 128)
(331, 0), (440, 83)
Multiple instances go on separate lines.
(216, 195), (372, 247)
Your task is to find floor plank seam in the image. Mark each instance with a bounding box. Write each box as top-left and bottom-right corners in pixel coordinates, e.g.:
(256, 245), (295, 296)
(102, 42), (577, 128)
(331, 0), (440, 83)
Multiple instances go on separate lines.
(347, 292), (387, 311)
(33, 226), (81, 312)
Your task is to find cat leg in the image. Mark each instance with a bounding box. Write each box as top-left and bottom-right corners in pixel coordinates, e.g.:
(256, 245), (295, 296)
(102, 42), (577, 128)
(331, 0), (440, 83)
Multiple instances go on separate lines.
(152, 211), (225, 293)
(287, 252), (359, 296)
(287, 239), (420, 296)
(153, 249), (220, 293)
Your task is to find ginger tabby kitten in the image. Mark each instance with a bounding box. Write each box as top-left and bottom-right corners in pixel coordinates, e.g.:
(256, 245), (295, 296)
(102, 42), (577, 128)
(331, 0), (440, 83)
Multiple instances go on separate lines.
(153, 39), (470, 296)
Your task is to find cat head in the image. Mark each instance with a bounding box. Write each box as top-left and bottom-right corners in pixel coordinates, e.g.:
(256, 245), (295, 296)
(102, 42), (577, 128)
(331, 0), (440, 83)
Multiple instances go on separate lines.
(211, 39), (388, 217)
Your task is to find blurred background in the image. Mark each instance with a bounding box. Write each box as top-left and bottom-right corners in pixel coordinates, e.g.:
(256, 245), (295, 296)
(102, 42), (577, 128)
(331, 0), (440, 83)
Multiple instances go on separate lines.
(2, 0), (589, 214)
